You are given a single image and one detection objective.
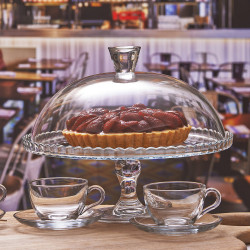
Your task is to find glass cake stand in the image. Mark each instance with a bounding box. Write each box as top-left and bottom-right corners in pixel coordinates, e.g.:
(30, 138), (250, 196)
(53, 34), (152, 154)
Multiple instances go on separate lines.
(22, 46), (233, 223)
(23, 129), (232, 223)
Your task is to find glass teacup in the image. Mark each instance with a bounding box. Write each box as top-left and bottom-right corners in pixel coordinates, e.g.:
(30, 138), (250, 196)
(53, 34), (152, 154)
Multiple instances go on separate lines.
(29, 177), (105, 220)
(143, 181), (221, 226)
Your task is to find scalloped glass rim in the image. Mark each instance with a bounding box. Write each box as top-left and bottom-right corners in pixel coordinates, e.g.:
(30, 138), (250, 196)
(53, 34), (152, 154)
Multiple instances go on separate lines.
(22, 127), (233, 160)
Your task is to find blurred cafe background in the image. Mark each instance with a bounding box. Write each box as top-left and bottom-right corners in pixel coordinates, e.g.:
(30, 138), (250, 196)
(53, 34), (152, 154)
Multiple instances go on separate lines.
(0, 0), (250, 214)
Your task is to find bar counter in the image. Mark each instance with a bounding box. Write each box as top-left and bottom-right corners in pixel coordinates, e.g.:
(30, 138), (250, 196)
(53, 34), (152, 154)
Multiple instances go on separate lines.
(1, 29), (250, 38)
(0, 206), (250, 249)
(0, 29), (250, 76)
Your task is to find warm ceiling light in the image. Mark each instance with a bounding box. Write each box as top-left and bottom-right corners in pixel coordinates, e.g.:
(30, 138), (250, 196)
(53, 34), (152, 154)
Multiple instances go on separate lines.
(91, 2), (101, 7)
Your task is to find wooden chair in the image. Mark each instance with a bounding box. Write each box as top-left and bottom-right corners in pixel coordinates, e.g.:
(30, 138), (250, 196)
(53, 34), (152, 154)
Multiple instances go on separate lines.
(0, 118), (45, 211)
(56, 52), (89, 91)
(215, 62), (249, 79)
(179, 66), (200, 89)
(177, 61), (200, 81)
(0, 81), (41, 117)
(0, 49), (7, 71)
(217, 92), (241, 114)
(203, 90), (241, 115)
(150, 52), (181, 64)
(234, 176), (250, 211)
(192, 52), (219, 81)
(73, 52), (89, 80)
(193, 52), (219, 66)
(172, 91), (241, 186)
(149, 52), (181, 75)
(200, 91), (242, 184)
(0, 107), (19, 143)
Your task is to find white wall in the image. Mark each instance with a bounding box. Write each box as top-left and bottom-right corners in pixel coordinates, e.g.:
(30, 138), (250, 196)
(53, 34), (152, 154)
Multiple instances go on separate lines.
(0, 37), (249, 78)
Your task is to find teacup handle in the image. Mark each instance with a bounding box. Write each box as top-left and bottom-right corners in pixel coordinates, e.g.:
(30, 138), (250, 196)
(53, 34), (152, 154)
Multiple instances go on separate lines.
(0, 184), (7, 202)
(82, 185), (105, 214)
(197, 188), (221, 219)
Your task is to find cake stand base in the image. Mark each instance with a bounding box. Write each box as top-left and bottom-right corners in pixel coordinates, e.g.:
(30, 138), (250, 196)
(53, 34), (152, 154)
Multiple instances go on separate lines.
(99, 206), (148, 223)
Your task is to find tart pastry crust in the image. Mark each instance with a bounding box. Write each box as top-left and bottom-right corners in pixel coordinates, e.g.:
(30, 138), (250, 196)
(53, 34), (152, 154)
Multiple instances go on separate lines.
(63, 125), (191, 148)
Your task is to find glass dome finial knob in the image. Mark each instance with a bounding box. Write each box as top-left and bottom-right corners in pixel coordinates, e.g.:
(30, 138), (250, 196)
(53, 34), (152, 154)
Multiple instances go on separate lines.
(108, 46), (141, 82)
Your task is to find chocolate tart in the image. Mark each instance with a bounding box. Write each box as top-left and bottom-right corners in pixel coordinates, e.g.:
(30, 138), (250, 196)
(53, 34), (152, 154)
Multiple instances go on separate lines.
(63, 104), (191, 149)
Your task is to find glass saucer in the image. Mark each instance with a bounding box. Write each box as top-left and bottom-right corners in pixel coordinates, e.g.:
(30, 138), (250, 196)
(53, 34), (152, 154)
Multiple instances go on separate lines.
(129, 214), (222, 235)
(0, 209), (5, 219)
(13, 209), (103, 230)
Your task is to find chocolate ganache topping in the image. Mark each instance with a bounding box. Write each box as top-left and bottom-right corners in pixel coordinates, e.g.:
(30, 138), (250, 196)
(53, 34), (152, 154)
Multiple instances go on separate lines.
(66, 104), (188, 134)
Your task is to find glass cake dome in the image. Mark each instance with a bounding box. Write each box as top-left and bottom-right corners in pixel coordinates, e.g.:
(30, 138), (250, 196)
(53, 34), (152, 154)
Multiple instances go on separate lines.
(23, 46), (233, 160)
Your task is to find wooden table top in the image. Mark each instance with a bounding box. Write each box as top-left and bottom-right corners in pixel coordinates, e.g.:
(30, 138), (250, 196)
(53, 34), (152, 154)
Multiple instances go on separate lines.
(15, 59), (72, 71)
(0, 206), (250, 250)
(206, 77), (250, 87)
(239, 92), (250, 98)
(222, 114), (250, 140)
(0, 81), (41, 102)
(206, 78), (250, 110)
(223, 114), (250, 128)
(0, 71), (57, 82)
(144, 63), (219, 72)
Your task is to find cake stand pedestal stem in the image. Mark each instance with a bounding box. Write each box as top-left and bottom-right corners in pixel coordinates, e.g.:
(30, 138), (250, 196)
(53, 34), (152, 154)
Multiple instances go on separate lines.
(113, 160), (146, 216)
(99, 160), (147, 223)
